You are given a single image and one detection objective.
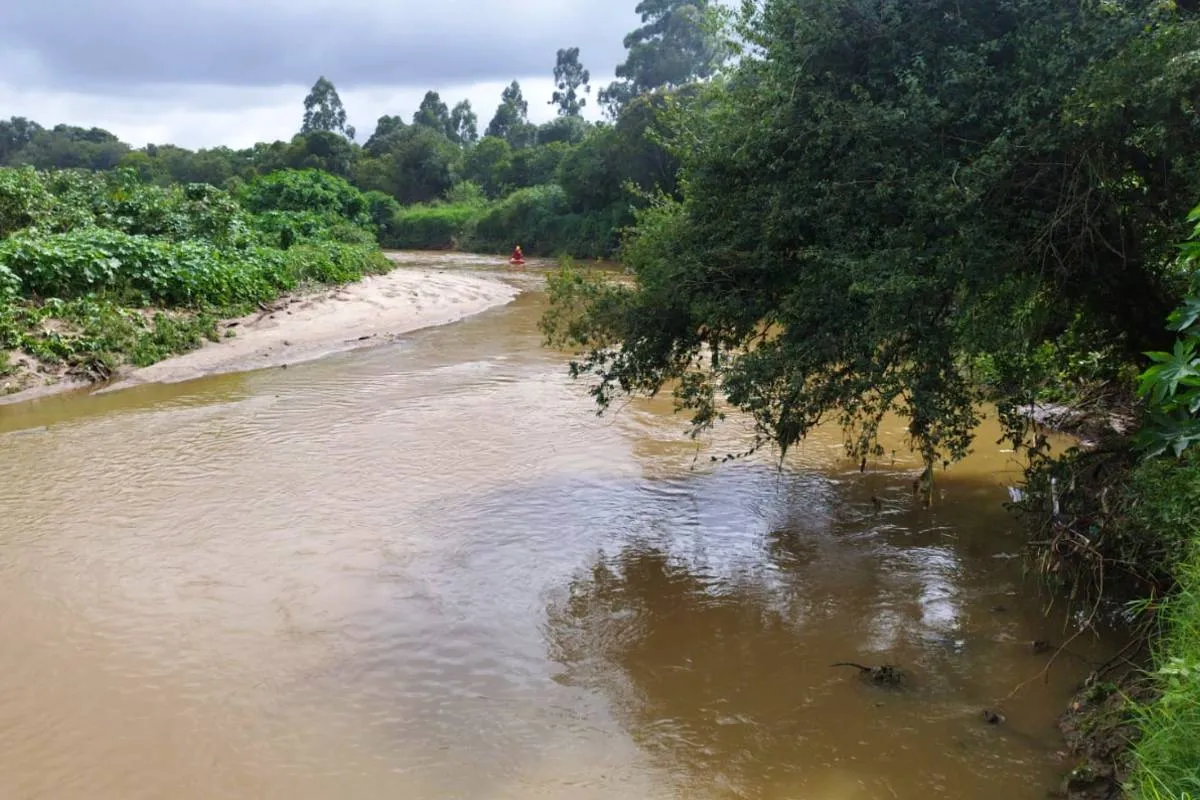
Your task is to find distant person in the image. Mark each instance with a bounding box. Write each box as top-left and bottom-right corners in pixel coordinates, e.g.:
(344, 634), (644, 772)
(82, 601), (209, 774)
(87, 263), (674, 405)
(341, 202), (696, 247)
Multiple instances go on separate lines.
(510, 245), (525, 267)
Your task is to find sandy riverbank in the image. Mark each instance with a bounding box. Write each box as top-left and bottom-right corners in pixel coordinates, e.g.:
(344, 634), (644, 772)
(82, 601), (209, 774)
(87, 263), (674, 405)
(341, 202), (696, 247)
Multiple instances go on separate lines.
(101, 266), (520, 392)
(1, 263), (521, 404)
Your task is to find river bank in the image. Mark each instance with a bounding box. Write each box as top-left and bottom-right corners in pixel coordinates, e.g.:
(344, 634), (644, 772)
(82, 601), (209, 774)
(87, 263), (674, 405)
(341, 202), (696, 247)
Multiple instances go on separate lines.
(0, 255), (521, 404)
(1021, 396), (1200, 800)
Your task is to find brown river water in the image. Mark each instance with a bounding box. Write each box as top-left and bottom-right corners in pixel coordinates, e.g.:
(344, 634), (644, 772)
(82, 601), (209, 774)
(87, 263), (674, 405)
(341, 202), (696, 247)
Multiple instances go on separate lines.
(0, 254), (1123, 800)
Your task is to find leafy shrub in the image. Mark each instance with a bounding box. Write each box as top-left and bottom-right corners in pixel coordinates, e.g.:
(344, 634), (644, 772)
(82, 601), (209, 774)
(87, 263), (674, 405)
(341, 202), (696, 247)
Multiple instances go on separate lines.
(1136, 275), (1200, 457)
(0, 228), (290, 307)
(236, 169), (371, 226)
(0, 264), (21, 298)
(1120, 453), (1200, 584)
(444, 181), (487, 206)
(0, 166), (55, 237)
(363, 190), (401, 231)
(0, 166), (255, 246)
(464, 185), (627, 258)
(467, 185), (568, 253)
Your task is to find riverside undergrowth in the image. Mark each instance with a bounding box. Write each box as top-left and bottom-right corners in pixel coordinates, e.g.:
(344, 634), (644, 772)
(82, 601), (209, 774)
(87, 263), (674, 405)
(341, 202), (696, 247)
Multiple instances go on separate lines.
(1033, 205), (1200, 799)
(0, 165), (391, 392)
(1130, 552), (1200, 800)
(1126, 228), (1200, 799)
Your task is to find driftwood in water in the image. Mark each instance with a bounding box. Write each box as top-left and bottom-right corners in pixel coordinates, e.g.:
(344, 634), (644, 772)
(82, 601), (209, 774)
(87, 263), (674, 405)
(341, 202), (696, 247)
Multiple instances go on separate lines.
(831, 662), (905, 687)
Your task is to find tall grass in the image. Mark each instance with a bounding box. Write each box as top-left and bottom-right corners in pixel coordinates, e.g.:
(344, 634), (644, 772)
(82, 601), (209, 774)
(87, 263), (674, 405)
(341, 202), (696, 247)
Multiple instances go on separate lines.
(383, 202), (481, 250)
(1129, 536), (1200, 799)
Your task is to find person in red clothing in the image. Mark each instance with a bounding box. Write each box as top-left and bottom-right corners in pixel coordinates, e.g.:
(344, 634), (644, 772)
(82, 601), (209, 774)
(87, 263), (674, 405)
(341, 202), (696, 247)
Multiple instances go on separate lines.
(510, 245), (525, 266)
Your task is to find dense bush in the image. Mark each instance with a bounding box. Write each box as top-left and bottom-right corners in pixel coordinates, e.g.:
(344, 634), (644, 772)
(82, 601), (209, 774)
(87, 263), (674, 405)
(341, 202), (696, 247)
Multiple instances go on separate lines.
(0, 227), (388, 308)
(363, 190), (401, 232)
(0, 228), (289, 306)
(0, 166), (255, 245)
(0, 263), (20, 298)
(0, 166), (55, 236)
(464, 185), (626, 258)
(0, 164), (392, 321)
(235, 169), (371, 226)
(251, 209), (377, 248)
(384, 202), (481, 250)
(467, 185), (568, 253)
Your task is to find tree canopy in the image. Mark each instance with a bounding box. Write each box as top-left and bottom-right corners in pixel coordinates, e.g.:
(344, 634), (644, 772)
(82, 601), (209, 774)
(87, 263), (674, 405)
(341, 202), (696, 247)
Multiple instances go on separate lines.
(449, 100), (479, 146)
(413, 91), (451, 135)
(546, 0), (1200, 472)
(486, 81), (537, 149)
(0, 1), (729, 257)
(301, 77), (355, 141)
(550, 47), (592, 117)
(600, 0), (726, 117)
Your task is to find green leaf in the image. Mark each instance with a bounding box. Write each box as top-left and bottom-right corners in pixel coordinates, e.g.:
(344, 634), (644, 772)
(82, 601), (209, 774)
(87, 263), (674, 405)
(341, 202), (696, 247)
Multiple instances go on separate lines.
(1142, 339), (1199, 403)
(1166, 297), (1200, 332)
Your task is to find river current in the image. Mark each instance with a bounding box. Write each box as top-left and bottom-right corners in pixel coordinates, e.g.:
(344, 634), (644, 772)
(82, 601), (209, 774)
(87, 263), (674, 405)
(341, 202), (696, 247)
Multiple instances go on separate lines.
(0, 255), (1120, 799)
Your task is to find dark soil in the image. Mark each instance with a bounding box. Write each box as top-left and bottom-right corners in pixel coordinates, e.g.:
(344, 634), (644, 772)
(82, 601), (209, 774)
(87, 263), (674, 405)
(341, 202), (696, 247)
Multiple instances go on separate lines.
(1055, 669), (1156, 800)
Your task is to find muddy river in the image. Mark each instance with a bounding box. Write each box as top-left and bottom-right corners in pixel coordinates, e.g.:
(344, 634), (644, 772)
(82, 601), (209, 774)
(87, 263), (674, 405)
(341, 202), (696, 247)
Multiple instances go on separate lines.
(0, 254), (1121, 799)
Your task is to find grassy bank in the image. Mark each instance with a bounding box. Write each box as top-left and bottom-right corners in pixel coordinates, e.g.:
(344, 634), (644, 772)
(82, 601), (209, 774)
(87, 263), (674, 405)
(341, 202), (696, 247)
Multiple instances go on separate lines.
(1127, 454), (1200, 799)
(1123, 222), (1200, 798)
(1130, 551), (1200, 799)
(0, 166), (391, 394)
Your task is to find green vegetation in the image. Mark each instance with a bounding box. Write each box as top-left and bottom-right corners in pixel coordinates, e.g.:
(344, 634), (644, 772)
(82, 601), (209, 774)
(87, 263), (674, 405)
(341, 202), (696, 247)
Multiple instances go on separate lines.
(385, 200), (482, 250)
(1125, 236), (1200, 799)
(0, 0), (725, 261)
(0, 0), (729, 392)
(0, 165), (389, 390)
(1130, 553), (1200, 799)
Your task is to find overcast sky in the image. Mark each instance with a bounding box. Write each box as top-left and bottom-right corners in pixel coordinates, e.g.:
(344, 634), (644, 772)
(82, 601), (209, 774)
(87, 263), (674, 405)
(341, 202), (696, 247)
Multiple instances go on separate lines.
(0, 0), (641, 149)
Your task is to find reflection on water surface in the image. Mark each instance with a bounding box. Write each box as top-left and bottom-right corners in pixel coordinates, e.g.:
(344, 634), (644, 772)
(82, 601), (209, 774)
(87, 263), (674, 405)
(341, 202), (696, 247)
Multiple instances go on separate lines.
(0, 258), (1118, 799)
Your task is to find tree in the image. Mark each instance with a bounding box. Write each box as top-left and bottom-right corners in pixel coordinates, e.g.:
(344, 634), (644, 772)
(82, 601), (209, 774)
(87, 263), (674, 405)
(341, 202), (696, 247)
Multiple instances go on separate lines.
(413, 91), (451, 135)
(365, 115), (407, 157)
(449, 100), (479, 146)
(287, 131), (356, 178)
(599, 0), (727, 118)
(462, 136), (513, 198)
(545, 0), (1200, 480)
(486, 81), (536, 148)
(537, 116), (590, 146)
(301, 76), (355, 140)
(550, 47), (592, 117)
(11, 125), (129, 170)
(0, 117), (44, 165)
(365, 126), (459, 205)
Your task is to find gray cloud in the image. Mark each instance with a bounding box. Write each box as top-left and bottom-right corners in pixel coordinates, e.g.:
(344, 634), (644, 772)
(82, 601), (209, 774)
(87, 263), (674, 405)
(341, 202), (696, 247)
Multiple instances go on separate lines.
(1, 0), (636, 92)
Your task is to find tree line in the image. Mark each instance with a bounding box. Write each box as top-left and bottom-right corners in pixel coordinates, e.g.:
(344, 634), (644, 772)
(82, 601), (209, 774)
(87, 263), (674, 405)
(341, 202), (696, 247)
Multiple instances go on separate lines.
(0, 0), (726, 258)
